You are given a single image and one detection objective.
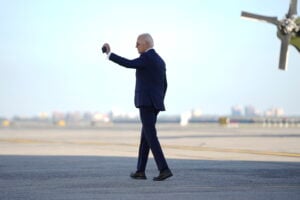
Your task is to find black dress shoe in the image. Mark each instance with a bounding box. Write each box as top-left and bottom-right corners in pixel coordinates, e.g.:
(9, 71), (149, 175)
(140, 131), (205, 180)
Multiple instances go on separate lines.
(153, 169), (173, 181)
(130, 171), (147, 180)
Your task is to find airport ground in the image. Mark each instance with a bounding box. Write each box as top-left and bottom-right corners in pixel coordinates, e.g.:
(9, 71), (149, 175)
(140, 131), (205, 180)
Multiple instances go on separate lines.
(0, 124), (299, 200)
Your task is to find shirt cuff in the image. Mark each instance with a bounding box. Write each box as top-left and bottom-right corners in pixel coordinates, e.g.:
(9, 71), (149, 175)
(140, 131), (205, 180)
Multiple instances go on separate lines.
(107, 52), (112, 59)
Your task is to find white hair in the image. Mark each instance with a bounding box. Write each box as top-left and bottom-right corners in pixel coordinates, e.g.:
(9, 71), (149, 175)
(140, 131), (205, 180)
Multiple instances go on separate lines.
(139, 33), (154, 48)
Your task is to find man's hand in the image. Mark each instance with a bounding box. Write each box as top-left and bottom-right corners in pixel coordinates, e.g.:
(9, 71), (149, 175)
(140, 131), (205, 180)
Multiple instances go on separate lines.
(102, 43), (111, 54)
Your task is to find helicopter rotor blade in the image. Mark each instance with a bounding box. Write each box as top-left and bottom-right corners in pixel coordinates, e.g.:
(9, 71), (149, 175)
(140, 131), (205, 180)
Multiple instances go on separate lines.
(287, 0), (298, 17)
(278, 34), (292, 70)
(241, 11), (279, 26)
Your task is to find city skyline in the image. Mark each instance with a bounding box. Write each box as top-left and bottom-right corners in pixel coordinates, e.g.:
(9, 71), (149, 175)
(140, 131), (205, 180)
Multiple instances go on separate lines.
(1, 0), (300, 118)
(0, 104), (291, 119)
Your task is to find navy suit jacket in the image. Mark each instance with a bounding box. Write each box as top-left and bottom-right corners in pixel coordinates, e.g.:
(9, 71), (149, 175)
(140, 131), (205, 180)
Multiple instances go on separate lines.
(109, 49), (167, 111)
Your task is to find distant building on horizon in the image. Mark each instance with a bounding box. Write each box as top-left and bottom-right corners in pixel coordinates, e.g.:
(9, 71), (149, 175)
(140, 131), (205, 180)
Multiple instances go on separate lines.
(244, 105), (261, 117)
(231, 105), (243, 117)
(231, 105), (285, 118)
(264, 107), (285, 117)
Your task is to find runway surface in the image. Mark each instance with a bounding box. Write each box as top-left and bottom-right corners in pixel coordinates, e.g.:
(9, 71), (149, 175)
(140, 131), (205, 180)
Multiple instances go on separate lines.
(0, 124), (300, 199)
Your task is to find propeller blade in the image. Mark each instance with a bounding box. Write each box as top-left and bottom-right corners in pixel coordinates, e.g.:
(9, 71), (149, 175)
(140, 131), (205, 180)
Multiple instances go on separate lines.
(278, 34), (292, 70)
(241, 11), (279, 26)
(287, 0), (298, 17)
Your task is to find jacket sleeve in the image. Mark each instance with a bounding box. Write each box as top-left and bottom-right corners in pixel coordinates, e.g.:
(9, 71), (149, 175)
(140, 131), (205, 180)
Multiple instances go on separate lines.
(109, 53), (146, 69)
(164, 75), (168, 96)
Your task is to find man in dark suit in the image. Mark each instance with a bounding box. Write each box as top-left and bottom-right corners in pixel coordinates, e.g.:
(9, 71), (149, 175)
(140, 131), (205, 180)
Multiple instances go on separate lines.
(102, 33), (173, 181)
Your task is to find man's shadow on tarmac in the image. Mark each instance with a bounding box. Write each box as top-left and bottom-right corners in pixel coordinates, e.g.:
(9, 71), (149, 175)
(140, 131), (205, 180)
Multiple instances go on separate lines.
(0, 155), (300, 200)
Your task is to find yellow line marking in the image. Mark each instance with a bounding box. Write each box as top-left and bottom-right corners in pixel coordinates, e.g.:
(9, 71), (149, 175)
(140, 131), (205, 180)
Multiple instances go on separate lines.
(164, 145), (300, 158)
(1, 138), (300, 158)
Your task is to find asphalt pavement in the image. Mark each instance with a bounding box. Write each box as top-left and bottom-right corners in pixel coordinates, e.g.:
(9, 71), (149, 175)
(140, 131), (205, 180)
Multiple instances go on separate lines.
(0, 125), (300, 199)
(0, 155), (300, 200)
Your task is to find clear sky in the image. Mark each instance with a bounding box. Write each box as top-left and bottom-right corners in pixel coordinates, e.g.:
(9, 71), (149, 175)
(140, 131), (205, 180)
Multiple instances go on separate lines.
(0, 0), (299, 117)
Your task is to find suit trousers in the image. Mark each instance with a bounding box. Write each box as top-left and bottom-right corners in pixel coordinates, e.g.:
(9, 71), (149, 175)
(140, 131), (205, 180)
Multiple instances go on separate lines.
(137, 107), (169, 172)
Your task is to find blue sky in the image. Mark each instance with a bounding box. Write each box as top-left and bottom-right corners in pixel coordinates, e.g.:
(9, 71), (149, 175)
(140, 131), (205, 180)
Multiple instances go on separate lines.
(0, 0), (299, 117)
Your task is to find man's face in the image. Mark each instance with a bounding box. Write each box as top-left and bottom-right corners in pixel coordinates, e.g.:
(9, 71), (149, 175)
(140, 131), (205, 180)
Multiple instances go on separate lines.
(136, 36), (148, 54)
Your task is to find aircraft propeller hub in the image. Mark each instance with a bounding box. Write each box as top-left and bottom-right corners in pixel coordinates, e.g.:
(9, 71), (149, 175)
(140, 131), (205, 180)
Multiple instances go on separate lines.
(280, 17), (299, 34)
(241, 0), (299, 70)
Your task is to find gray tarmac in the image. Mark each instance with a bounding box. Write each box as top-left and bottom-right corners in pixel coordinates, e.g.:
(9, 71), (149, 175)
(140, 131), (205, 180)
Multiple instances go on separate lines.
(0, 124), (300, 200)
